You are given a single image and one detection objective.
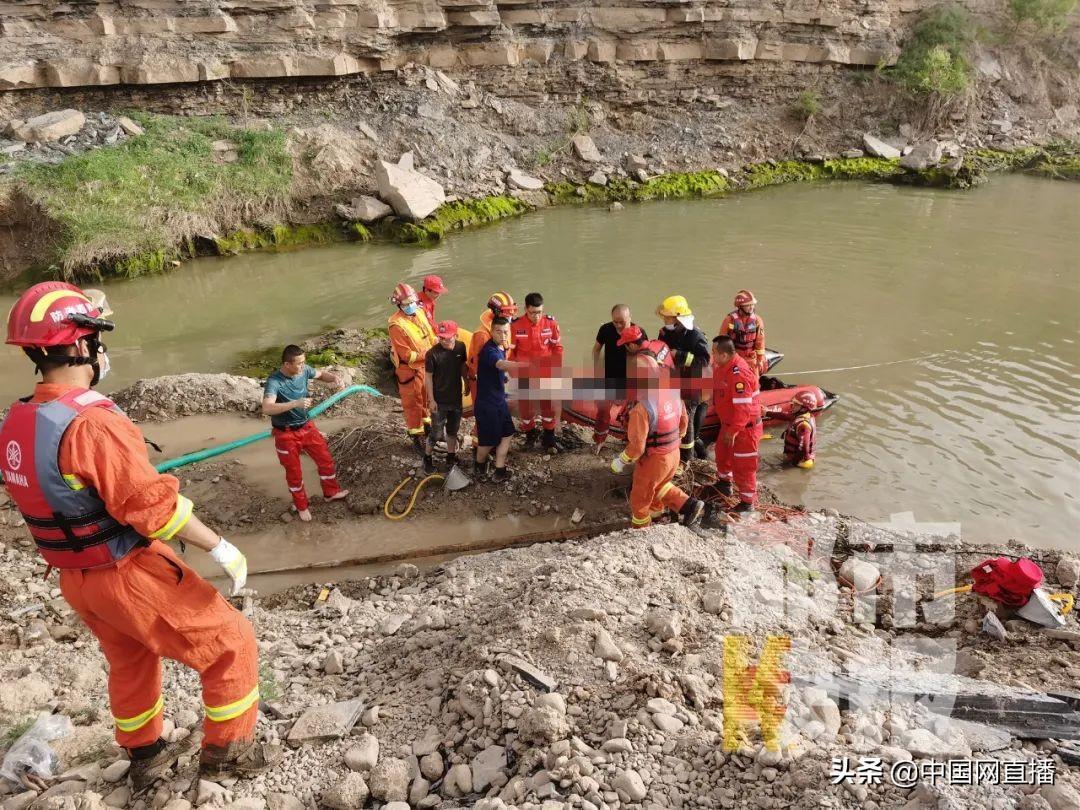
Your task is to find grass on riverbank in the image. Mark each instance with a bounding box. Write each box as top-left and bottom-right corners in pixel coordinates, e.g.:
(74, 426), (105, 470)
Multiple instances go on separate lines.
(14, 114), (293, 279)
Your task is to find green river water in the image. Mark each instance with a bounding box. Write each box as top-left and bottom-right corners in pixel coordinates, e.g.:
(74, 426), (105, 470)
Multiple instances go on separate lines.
(1, 175), (1076, 547)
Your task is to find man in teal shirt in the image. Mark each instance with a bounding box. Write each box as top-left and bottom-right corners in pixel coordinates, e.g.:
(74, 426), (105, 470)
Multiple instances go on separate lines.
(261, 345), (348, 521)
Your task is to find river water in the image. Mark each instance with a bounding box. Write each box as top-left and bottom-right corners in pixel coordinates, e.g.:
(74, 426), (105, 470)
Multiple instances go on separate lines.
(0, 175), (1076, 547)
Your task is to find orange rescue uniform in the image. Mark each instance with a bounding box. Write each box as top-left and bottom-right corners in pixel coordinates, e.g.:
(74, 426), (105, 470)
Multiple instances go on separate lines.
(388, 309), (438, 435)
(36, 383), (259, 751)
(719, 310), (767, 375)
(621, 390), (691, 527)
(711, 354), (763, 505)
(509, 313), (563, 432)
(468, 310), (496, 407)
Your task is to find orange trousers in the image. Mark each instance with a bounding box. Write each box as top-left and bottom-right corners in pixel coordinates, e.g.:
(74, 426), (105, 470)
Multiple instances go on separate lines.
(60, 541), (259, 750)
(629, 450), (690, 527)
(397, 372), (430, 435)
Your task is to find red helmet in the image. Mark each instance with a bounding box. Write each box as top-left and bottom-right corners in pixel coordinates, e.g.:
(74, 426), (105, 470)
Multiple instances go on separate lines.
(6, 282), (113, 348)
(734, 289), (757, 309)
(793, 390), (820, 412)
(616, 325), (646, 347)
(486, 292), (517, 318)
(423, 275), (448, 294)
(390, 282), (418, 306)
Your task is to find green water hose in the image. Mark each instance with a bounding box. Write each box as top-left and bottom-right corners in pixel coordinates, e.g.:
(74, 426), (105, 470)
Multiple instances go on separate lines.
(153, 384), (382, 473)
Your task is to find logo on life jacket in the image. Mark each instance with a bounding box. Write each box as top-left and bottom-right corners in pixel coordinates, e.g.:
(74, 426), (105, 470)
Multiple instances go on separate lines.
(6, 440), (22, 470)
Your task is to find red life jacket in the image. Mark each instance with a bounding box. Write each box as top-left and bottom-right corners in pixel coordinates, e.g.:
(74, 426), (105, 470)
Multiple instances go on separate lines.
(727, 310), (761, 354)
(642, 340), (674, 368)
(783, 412), (816, 460)
(0, 388), (147, 570)
(641, 389), (682, 456)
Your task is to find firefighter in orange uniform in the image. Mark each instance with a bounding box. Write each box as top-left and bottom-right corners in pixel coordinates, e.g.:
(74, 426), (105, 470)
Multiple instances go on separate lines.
(618, 325), (675, 369)
(719, 289), (767, 377)
(609, 351), (705, 528)
(0, 283), (280, 791)
(468, 292), (518, 408)
(388, 282), (437, 455)
(710, 334), (763, 513)
(776, 389), (819, 469)
(419, 274), (447, 326)
(509, 292), (564, 452)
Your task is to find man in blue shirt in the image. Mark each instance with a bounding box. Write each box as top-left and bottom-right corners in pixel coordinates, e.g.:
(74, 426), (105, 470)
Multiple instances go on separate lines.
(261, 344), (348, 521)
(474, 318), (524, 481)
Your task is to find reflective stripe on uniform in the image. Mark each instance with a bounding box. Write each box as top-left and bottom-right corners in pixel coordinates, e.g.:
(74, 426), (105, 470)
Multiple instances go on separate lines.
(732, 397), (753, 404)
(288, 486), (303, 492)
(619, 451), (634, 464)
(683, 352), (694, 367)
(679, 440), (694, 449)
(276, 448), (290, 455)
(149, 494), (193, 541)
(650, 509), (665, 519)
(204, 685), (260, 723)
(733, 451), (758, 458)
(631, 514), (651, 526)
(407, 351), (419, 363)
(62, 473), (85, 491)
(658, 482), (674, 498)
(408, 427), (425, 435)
(319, 474), (335, 480)
(114, 694), (164, 733)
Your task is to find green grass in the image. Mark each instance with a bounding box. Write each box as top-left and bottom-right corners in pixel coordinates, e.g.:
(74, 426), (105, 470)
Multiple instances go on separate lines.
(15, 113), (293, 278)
(1008, 0), (1077, 31)
(891, 4), (975, 97)
(2, 716), (34, 748)
(793, 89), (822, 120)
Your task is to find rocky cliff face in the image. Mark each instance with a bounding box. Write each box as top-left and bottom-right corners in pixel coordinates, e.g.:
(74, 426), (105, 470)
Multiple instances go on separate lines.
(0, 0), (994, 92)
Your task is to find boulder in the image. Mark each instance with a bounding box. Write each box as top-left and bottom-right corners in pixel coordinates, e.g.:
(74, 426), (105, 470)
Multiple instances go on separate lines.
(900, 141), (943, 171)
(1056, 557), (1079, 587)
(369, 757), (409, 802)
(571, 134), (602, 162)
(1041, 782), (1080, 810)
(594, 628), (623, 662)
(587, 171), (608, 186)
(613, 768), (648, 801)
(344, 733), (379, 771)
(862, 134), (901, 159)
(322, 773), (369, 810)
(12, 109), (85, 143)
(337, 195), (392, 223)
(839, 557), (879, 592)
(518, 705), (569, 744)
(116, 116), (144, 137)
(507, 169), (544, 191)
(471, 744), (506, 792)
(375, 160), (445, 221)
(443, 762), (473, 797)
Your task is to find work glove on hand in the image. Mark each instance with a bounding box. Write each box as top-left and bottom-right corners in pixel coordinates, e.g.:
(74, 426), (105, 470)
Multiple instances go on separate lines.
(610, 453), (631, 474)
(209, 537), (248, 595)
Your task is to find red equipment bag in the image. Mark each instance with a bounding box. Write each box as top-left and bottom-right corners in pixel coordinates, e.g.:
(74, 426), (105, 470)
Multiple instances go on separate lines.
(970, 557), (1043, 607)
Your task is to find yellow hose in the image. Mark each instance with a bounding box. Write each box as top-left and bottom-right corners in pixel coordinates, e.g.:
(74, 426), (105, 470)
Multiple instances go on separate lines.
(932, 584), (973, 600)
(384, 474), (445, 520)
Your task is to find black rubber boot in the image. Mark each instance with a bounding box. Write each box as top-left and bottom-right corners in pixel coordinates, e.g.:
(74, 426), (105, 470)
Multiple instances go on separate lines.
(493, 466), (511, 482)
(679, 498), (706, 527)
(715, 480), (733, 497)
(694, 439), (709, 460)
(523, 428), (540, 449)
(411, 435), (426, 457)
(541, 429), (560, 453)
(680, 446), (693, 464)
(445, 452), (458, 471)
(423, 455), (436, 475)
(731, 501), (755, 514)
(475, 459), (490, 478)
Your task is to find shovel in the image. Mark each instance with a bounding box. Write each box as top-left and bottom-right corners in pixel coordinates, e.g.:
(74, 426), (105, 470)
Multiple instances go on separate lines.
(443, 464), (472, 492)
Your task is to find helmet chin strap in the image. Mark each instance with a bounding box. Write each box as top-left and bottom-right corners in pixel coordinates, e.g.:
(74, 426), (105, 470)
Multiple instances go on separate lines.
(23, 335), (105, 385)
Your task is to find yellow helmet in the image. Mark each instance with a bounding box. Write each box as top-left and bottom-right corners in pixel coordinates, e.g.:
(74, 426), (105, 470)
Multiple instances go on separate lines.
(656, 295), (692, 318)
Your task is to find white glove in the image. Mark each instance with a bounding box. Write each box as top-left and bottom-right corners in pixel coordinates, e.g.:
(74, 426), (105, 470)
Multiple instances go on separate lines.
(610, 454), (628, 474)
(209, 537), (248, 595)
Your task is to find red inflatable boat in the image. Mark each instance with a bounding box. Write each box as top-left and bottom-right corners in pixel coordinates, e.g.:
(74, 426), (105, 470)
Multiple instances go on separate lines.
(561, 349), (838, 442)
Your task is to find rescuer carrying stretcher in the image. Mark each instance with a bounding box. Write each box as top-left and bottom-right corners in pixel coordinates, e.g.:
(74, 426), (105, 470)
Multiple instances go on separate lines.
(0, 282), (281, 792)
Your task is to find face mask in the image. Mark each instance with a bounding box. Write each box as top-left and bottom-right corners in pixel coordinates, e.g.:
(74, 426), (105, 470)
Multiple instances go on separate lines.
(662, 323), (677, 331)
(89, 347), (110, 387)
(402, 303), (418, 316)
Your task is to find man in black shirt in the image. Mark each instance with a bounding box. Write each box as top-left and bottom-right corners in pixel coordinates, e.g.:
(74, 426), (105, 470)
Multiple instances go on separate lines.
(424, 320), (469, 474)
(656, 295), (711, 462)
(591, 304), (633, 452)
